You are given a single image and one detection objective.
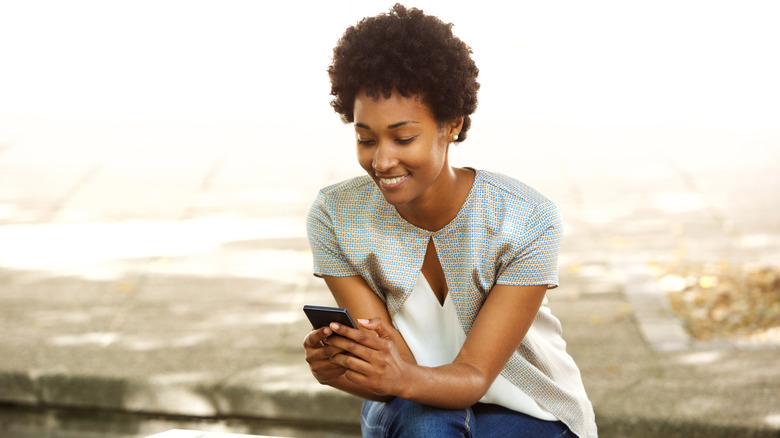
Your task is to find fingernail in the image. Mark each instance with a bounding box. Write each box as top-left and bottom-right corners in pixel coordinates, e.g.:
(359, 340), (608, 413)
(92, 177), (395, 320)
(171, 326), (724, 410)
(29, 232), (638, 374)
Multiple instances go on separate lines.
(358, 319), (369, 324)
(330, 323), (340, 330)
(323, 327), (331, 335)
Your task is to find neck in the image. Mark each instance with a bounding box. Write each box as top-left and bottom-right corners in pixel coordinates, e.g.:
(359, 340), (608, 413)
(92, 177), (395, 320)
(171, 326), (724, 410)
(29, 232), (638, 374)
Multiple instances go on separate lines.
(396, 167), (474, 231)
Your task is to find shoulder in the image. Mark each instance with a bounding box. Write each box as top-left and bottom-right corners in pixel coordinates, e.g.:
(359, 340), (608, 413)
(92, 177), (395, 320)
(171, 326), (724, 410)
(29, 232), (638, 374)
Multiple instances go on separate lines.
(312, 175), (377, 209)
(475, 170), (558, 215)
(307, 175), (381, 230)
(317, 175), (376, 199)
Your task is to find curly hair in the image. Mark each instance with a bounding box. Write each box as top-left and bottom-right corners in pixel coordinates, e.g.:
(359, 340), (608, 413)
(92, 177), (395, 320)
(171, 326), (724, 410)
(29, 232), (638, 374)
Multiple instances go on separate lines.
(328, 3), (480, 143)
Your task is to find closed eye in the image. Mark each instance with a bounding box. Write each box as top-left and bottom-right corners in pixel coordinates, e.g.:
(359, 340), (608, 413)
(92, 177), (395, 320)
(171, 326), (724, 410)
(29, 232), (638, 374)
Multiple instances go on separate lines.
(396, 136), (416, 145)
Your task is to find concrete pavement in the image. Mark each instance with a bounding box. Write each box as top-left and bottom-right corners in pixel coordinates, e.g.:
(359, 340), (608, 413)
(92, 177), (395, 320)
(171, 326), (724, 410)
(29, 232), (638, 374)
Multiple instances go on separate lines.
(1, 143), (779, 437)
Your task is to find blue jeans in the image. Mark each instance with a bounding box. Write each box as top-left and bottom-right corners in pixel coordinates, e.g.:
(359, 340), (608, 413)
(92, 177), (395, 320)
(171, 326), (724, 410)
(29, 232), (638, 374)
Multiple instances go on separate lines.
(361, 398), (573, 437)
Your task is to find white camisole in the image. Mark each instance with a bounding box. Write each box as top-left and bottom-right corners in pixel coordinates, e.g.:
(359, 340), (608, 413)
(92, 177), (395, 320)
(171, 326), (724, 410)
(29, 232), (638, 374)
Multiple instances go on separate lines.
(392, 272), (558, 421)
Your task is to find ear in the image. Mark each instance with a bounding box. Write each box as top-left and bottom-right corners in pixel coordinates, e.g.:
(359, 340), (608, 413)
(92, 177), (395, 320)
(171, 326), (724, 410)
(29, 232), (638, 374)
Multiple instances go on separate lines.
(446, 117), (465, 141)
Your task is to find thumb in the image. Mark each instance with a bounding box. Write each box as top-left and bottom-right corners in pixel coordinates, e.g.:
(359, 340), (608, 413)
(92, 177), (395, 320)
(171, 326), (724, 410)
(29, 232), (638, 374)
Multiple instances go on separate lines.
(358, 317), (394, 340)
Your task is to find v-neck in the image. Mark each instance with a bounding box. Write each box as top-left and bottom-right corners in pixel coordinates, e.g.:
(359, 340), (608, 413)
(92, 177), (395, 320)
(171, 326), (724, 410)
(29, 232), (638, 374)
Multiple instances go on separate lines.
(421, 238), (448, 306)
(387, 168), (481, 236)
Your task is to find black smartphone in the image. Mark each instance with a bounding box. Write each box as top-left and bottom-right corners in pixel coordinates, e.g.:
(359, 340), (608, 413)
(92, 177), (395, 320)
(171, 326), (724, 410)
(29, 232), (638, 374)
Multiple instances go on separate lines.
(303, 305), (357, 329)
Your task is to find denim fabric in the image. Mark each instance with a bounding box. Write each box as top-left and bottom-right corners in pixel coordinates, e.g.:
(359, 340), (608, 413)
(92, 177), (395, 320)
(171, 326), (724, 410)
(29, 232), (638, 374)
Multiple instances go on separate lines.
(361, 399), (573, 438)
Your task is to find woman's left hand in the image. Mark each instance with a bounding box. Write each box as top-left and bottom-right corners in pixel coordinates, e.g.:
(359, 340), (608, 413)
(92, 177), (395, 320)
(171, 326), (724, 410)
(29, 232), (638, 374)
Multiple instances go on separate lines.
(326, 317), (411, 398)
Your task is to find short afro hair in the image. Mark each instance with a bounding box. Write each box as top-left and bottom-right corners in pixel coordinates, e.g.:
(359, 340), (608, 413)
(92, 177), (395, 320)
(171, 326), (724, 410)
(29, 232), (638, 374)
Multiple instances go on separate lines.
(328, 3), (479, 143)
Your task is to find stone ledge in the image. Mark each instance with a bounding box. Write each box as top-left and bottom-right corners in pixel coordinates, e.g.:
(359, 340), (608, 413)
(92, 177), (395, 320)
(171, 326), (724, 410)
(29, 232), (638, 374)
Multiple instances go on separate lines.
(145, 430), (285, 438)
(0, 365), (362, 427)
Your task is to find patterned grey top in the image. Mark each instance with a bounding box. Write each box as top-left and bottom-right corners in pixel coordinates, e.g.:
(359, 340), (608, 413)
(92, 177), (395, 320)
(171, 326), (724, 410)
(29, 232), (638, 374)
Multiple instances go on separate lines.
(306, 169), (597, 437)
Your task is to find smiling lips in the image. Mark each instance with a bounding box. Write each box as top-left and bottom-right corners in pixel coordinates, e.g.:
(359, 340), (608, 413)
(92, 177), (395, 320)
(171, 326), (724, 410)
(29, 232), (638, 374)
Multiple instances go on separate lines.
(378, 174), (409, 188)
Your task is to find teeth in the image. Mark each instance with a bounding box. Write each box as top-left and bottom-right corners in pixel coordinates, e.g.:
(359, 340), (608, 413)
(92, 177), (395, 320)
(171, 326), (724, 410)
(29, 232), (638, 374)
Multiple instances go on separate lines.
(379, 175), (406, 185)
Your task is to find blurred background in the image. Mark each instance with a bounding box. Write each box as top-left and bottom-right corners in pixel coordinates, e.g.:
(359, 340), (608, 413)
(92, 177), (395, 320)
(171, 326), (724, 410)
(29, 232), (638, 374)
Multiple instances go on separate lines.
(0, 0), (779, 436)
(1, 0), (778, 268)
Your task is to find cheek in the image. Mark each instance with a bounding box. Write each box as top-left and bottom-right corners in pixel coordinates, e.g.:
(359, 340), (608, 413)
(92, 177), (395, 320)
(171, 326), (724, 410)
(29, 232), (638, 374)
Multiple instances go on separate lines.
(426, 142), (448, 168)
(357, 148), (373, 171)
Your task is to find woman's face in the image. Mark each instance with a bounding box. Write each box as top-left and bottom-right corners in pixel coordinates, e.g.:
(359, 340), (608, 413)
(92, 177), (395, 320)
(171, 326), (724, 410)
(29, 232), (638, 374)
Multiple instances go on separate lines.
(353, 90), (457, 210)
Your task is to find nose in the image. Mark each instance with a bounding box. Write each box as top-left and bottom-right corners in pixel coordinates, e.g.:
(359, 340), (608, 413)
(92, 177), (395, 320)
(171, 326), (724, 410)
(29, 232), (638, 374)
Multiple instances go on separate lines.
(372, 142), (398, 172)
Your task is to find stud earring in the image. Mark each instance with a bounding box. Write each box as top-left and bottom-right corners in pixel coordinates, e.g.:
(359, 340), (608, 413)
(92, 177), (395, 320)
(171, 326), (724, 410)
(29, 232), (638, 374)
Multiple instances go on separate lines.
(452, 134), (459, 141)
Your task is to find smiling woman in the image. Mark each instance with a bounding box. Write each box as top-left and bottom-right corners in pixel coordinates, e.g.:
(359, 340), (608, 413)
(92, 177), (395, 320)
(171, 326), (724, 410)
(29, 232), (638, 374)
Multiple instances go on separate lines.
(302, 4), (597, 438)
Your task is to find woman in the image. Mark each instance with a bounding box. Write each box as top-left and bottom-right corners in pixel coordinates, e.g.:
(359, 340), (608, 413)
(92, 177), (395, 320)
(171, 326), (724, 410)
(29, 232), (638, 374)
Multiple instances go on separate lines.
(304, 4), (597, 437)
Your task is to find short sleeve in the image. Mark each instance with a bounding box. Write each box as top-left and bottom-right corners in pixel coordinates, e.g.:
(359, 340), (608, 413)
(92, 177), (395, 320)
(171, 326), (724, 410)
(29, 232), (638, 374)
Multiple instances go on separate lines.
(496, 201), (563, 288)
(306, 190), (360, 277)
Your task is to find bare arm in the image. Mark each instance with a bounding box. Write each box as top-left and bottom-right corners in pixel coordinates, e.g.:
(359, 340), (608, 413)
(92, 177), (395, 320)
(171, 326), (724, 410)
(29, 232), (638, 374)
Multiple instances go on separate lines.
(328, 283), (548, 408)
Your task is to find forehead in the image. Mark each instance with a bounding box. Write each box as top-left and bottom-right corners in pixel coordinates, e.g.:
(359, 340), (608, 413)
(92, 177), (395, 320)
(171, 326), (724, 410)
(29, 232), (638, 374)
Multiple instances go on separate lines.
(353, 90), (435, 127)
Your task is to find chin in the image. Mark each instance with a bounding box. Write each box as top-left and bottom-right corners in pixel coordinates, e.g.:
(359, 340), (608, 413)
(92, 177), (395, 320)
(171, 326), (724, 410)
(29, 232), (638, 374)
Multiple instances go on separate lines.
(378, 190), (410, 207)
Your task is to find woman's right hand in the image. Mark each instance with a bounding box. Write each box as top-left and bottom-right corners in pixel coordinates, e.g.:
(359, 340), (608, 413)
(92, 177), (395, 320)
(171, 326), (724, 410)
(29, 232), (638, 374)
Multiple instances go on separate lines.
(303, 326), (348, 385)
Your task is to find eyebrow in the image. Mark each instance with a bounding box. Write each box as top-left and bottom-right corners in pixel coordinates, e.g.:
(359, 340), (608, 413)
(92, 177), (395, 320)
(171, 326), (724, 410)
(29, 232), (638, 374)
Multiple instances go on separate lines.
(355, 121), (419, 130)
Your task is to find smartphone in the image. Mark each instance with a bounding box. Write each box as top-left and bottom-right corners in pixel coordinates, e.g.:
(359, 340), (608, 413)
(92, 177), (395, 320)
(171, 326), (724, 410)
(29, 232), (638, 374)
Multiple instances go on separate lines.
(303, 305), (357, 329)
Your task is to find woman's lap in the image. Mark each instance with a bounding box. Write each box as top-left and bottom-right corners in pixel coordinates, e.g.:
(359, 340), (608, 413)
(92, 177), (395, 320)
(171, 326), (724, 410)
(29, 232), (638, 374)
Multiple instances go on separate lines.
(471, 403), (571, 437)
(361, 397), (472, 437)
(361, 399), (571, 438)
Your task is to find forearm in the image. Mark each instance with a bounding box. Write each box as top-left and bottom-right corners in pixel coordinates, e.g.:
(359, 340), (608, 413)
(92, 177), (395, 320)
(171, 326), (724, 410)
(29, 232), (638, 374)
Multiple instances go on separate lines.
(396, 361), (489, 409)
(327, 321), (496, 408)
(399, 285), (548, 409)
(327, 284), (549, 409)
(327, 374), (395, 403)
(331, 358), (488, 408)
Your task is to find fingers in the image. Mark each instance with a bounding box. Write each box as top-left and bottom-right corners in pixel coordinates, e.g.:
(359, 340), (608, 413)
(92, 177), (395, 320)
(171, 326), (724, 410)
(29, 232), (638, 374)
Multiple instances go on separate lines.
(325, 333), (374, 362)
(328, 324), (372, 354)
(327, 325), (400, 397)
(303, 327), (348, 364)
(303, 326), (332, 348)
(358, 317), (395, 340)
(329, 348), (372, 378)
(309, 356), (347, 384)
(327, 321), (396, 365)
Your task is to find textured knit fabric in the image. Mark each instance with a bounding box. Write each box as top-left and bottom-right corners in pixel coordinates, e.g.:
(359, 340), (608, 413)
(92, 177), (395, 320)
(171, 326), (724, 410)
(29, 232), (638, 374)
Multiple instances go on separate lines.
(306, 169), (598, 438)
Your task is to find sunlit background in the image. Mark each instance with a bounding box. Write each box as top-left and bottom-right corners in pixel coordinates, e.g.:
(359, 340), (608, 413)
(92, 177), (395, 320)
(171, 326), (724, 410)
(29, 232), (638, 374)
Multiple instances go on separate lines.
(1, 0), (779, 275)
(1, 4), (779, 436)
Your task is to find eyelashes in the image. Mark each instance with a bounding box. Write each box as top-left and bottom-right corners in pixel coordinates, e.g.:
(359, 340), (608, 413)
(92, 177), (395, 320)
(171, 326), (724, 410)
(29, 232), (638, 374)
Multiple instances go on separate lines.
(357, 136), (417, 146)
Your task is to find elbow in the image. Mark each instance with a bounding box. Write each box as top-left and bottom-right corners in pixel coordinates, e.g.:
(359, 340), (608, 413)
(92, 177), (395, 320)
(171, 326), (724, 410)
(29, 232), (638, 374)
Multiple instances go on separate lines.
(452, 364), (493, 408)
(467, 379), (491, 407)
